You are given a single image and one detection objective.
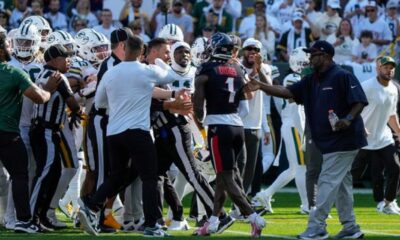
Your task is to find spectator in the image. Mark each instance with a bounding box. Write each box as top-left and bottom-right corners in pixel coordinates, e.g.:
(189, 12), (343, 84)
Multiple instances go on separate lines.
(69, 16), (88, 36)
(247, 40), (367, 240)
(128, 19), (151, 43)
(152, 0), (194, 43)
(198, 0), (233, 35)
(30, 0), (44, 16)
(9, 0), (30, 28)
(201, 24), (216, 39)
(93, 9), (116, 40)
(271, 0), (298, 26)
(315, 0), (342, 40)
(344, 0), (366, 40)
(305, 0), (322, 20)
(44, 0), (68, 31)
(327, 18), (360, 64)
(253, 15), (276, 61)
(68, 0), (98, 31)
(119, 0), (150, 35)
(192, 0), (209, 35)
(352, 30), (378, 64)
(358, 1), (392, 52)
(223, 0), (242, 32)
(0, 9), (10, 32)
(277, 11), (319, 62)
(381, 0), (400, 42)
(239, 0), (280, 40)
(181, 0), (192, 14)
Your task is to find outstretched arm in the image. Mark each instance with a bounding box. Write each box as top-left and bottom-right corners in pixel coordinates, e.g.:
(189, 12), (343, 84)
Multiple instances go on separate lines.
(244, 79), (294, 99)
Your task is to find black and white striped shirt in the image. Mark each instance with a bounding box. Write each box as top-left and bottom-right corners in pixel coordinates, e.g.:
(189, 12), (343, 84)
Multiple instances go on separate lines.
(34, 66), (73, 126)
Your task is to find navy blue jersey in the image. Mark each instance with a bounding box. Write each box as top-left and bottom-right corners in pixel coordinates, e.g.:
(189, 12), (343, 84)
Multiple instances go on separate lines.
(197, 60), (246, 115)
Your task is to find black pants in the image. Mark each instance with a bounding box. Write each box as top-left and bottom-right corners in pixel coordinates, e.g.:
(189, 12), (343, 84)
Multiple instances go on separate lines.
(87, 129), (158, 227)
(0, 131), (31, 222)
(154, 123), (215, 219)
(352, 144), (400, 202)
(250, 140), (264, 196)
(29, 126), (62, 221)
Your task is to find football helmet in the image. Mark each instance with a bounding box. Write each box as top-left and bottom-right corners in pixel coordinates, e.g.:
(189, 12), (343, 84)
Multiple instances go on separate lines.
(7, 28), (18, 49)
(206, 32), (234, 61)
(289, 47), (310, 74)
(158, 24), (184, 43)
(13, 23), (41, 59)
(46, 30), (76, 52)
(191, 37), (208, 67)
(74, 29), (111, 64)
(20, 16), (52, 48)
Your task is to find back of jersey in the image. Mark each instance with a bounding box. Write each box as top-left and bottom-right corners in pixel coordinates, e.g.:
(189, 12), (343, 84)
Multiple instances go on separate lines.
(199, 61), (245, 115)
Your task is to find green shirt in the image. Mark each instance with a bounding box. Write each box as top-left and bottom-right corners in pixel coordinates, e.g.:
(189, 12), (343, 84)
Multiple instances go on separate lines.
(0, 62), (33, 133)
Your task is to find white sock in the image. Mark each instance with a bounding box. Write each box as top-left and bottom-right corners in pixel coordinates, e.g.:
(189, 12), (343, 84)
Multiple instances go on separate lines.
(248, 213), (258, 223)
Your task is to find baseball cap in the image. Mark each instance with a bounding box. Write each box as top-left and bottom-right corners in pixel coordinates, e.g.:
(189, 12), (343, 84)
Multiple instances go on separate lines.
(365, 0), (377, 8)
(303, 40), (335, 56)
(110, 28), (129, 44)
(386, 0), (398, 8)
(230, 34), (242, 49)
(173, 0), (183, 6)
(242, 38), (262, 50)
(254, 0), (266, 7)
(380, 56), (396, 67)
(327, 0), (341, 9)
(44, 44), (73, 62)
(292, 11), (304, 22)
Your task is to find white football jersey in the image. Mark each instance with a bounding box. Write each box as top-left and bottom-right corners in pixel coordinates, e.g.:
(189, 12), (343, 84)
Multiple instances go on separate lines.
(9, 57), (43, 127)
(168, 66), (197, 93)
(280, 73), (305, 135)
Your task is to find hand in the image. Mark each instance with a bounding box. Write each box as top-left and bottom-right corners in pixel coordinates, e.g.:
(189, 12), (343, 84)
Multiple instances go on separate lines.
(244, 79), (261, 93)
(85, 74), (97, 83)
(155, 58), (169, 70)
(44, 71), (62, 92)
(168, 98), (193, 116)
(175, 88), (191, 101)
(228, 58), (240, 65)
(264, 132), (271, 145)
(335, 119), (351, 131)
(253, 53), (262, 73)
(69, 110), (83, 130)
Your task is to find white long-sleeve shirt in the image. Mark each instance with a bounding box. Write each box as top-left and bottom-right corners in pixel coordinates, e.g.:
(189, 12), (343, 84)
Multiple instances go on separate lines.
(95, 61), (176, 136)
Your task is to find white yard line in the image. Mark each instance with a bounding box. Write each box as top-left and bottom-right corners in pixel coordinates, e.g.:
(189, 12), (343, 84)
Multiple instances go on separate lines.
(276, 187), (372, 194)
(364, 230), (400, 237)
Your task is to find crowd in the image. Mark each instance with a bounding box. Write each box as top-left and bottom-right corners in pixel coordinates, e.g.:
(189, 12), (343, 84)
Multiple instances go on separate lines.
(0, 0), (399, 239)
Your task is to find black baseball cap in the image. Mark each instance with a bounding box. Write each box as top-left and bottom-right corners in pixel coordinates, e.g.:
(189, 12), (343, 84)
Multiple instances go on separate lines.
(110, 28), (129, 44)
(254, 0), (266, 7)
(44, 44), (73, 62)
(303, 40), (335, 56)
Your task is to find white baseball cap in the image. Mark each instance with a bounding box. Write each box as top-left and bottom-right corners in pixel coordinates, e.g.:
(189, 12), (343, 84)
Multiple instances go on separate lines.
(386, 0), (398, 8)
(242, 38), (262, 50)
(327, 0), (341, 9)
(364, 0), (377, 8)
(292, 11), (304, 21)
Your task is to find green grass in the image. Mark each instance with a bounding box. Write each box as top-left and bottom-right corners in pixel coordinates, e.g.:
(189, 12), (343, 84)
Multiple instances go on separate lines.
(1, 192), (399, 239)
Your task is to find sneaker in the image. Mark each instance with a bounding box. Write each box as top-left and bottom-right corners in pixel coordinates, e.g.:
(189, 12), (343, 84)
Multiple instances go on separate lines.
(298, 227), (329, 240)
(300, 205), (311, 215)
(74, 217), (81, 229)
(229, 209), (248, 222)
(250, 216), (266, 238)
(98, 223), (116, 233)
(103, 213), (122, 230)
(186, 215), (197, 222)
(333, 225), (364, 239)
(39, 217), (56, 232)
(168, 219), (189, 231)
(216, 215), (235, 234)
(134, 218), (145, 232)
(193, 221), (218, 236)
(143, 226), (170, 237)
(252, 194), (273, 213)
(59, 201), (73, 219)
(77, 199), (99, 236)
(376, 201), (385, 213)
(122, 220), (135, 232)
(14, 221), (39, 234)
(47, 209), (67, 229)
(392, 200), (400, 212)
(4, 218), (16, 230)
(382, 202), (400, 215)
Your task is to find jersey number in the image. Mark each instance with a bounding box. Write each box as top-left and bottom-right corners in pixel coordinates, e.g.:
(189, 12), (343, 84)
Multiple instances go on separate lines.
(172, 80), (191, 89)
(24, 68), (41, 83)
(225, 77), (235, 103)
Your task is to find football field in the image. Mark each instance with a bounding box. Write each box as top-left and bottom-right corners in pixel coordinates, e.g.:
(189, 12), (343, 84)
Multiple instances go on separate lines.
(1, 191), (399, 239)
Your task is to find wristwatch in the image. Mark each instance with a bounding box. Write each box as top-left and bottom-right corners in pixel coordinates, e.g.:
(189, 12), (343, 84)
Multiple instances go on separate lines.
(345, 114), (354, 122)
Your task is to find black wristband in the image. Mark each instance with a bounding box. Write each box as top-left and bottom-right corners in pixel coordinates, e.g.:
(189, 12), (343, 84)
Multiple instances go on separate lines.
(172, 90), (176, 98)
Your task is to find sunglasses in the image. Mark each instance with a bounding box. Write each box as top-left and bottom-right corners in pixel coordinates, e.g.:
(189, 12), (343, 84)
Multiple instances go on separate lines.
(244, 47), (260, 52)
(366, 8), (376, 12)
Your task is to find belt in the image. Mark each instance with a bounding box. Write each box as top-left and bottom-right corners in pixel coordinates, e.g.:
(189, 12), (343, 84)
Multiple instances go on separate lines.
(32, 118), (63, 131)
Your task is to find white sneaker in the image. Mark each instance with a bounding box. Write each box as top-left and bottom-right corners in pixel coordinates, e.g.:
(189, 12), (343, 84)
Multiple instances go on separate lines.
(47, 209), (67, 228)
(59, 200), (73, 219)
(392, 200), (400, 212)
(167, 219), (190, 231)
(252, 194), (273, 213)
(4, 218), (15, 230)
(250, 215), (266, 238)
(382, 202), (400, 215)
(377, 201), (385, 213)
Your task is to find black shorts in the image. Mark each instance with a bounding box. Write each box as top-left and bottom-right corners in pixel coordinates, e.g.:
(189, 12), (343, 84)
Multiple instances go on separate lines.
(207, 124), (244, 174)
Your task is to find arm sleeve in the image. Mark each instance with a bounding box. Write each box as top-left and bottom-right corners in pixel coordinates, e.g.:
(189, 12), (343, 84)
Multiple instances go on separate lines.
(149, 65), (178, 85)
(15, 68), (33, 92)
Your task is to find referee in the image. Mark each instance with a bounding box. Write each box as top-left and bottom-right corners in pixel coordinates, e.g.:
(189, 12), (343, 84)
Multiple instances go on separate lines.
(29, 44), (81, 231)
(0, 35), (59, 233)
(78, 34), (182, 237)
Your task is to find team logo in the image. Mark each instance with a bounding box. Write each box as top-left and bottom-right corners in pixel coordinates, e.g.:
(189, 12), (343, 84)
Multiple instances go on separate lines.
(47, 34), (55, 43)
(22, 18), (33, 25)
(76, 32), (89, 44)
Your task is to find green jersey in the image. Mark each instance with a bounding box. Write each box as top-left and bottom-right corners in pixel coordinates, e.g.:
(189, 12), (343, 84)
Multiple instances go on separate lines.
(0, 62), (33, 133)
